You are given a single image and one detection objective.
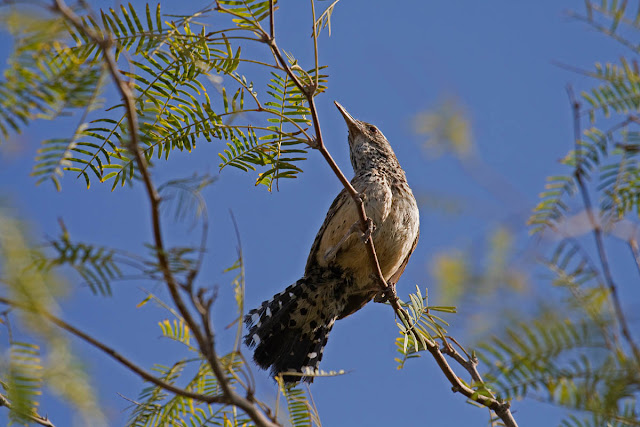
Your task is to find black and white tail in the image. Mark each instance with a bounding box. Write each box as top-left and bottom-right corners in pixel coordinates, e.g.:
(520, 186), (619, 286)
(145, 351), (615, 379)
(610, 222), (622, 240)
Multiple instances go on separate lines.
(244, 277), (339, 383)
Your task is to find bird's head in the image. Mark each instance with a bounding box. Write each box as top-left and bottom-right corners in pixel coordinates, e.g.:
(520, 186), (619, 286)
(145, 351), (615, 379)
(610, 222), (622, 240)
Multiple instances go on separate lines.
(334, 101), (398, 173)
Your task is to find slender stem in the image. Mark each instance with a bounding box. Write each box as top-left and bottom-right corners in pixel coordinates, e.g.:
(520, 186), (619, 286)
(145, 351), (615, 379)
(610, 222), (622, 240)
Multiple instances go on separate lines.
(269, 0), (275, 39)
(425, 336), (518, 427)
(227, 72), (263, 110)
(443, 336), (482, 380)
(567, 11), (640, 56)
(567, 86), (640, 366)
(212, 35), (264, 42)
(310, 0), (319, 88)
(0, 296), (224, 405)
(0, 392), (56, 427)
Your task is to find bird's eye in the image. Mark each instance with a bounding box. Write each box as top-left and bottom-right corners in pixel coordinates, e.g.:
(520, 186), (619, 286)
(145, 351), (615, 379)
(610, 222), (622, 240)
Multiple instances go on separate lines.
(368, 126), (377, 134)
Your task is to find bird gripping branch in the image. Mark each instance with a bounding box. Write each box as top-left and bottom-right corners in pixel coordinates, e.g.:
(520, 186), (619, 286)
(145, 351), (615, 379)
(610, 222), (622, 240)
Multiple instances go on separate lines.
(244, 102), (420, 382)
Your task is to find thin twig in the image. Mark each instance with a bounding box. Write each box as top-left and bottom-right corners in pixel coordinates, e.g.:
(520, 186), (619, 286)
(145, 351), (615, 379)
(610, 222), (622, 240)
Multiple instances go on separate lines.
(424, 336), (518, 427)
(567, 10), (640, 55)
(310, 0), (319, 88)
(53, 0), (208, 364)
(229, 210), (247, 353)
(0, 392), (56, 427)
(567, 85), (640, 366)
(269, 0), (274, 39)
(159, 178), (210, 292)
(0, 296), (225, 405)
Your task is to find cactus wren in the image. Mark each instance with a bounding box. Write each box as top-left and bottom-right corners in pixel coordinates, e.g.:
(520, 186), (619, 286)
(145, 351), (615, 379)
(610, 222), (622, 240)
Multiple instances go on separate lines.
(244, 102), (420, 382)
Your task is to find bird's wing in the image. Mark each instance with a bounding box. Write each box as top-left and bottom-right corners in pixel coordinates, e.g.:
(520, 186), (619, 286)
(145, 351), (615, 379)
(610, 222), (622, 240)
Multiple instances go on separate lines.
(388, 228), (419, 285)
(304, 188), (358, 273)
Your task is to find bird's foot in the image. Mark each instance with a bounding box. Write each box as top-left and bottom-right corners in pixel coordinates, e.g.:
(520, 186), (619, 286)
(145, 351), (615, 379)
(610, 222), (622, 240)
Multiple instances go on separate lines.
(323, 245), (338, 262)
(323, 218), (375, 262)
(374, 282), (397, 303)
(323, 220), (362, 262)
(360, 218), (375, 244)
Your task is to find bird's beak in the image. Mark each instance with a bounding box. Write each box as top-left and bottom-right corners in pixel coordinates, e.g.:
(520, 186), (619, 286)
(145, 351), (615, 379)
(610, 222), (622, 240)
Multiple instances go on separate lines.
(334, 101), (360, 135)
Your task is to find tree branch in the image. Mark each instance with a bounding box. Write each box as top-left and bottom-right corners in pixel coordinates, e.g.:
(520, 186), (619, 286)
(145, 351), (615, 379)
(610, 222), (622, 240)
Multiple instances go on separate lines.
(51, 2), (281, 425)
(0, 296), (225, 405)
(567, 85), (640, 366)
(424, 336), (518, 427)
(0, 392), (56, 427)
(53, 0), (208, 370)
(310, 0), (319, 89)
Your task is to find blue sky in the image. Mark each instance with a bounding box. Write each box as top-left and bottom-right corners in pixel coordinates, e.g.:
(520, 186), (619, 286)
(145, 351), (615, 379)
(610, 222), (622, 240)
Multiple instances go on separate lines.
(0, 0), (635, 425)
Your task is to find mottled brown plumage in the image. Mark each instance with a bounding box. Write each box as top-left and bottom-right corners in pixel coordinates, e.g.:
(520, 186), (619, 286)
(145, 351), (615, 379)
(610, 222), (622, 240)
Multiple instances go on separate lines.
(244, 102), (419, 382)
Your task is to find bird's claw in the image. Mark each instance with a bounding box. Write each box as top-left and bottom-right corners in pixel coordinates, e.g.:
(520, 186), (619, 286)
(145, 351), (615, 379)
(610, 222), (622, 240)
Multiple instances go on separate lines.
(324, 245), (338, 262)
(374, 282), (397, 303)
(361, 218), (375, 244)
(323, 219), (375, 261)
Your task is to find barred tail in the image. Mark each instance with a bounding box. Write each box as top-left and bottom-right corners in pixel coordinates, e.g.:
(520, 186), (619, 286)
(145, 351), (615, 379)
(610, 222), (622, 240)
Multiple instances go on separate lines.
(244, 277), (338, 383)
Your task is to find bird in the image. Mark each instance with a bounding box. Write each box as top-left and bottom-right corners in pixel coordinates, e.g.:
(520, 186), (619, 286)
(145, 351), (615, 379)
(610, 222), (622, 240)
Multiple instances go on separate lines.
(244, 101), (420, 383)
